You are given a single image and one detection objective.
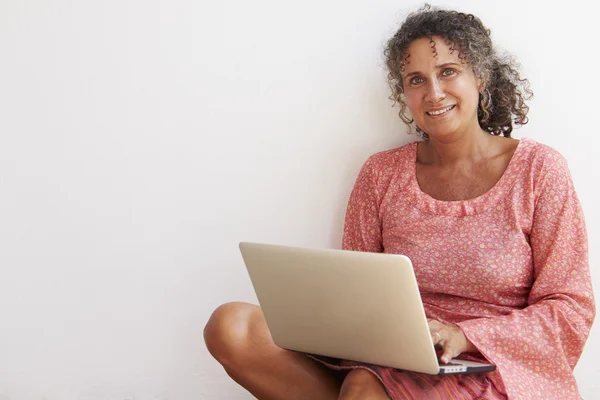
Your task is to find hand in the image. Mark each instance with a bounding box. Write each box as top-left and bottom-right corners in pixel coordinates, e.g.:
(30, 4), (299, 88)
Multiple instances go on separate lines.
(428, 319), (477, 364)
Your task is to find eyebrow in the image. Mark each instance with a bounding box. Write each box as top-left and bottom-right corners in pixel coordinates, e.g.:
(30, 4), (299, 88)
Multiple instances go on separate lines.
(403, 62), (461, 79)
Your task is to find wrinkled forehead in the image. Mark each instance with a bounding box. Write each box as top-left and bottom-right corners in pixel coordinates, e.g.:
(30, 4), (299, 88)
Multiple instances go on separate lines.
(400, 36), (464, 73)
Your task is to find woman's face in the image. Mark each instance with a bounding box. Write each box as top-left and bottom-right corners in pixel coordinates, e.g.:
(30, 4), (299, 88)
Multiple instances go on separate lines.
(402, 36), (482, 140)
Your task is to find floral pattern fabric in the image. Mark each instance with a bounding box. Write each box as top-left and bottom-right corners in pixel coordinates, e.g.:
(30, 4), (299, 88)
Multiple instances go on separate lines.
(315, 138), (595, 399)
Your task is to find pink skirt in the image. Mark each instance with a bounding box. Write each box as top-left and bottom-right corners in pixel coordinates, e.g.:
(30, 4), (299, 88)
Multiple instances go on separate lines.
(307, 354), (506, 400)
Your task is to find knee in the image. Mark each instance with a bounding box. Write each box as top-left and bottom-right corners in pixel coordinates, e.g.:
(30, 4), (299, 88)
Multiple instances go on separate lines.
(203, 302), (258, 367)
(339, 369), (388, 400)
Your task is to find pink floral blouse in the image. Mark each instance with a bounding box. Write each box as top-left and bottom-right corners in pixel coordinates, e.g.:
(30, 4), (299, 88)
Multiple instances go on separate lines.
(341, 138), (595, 399)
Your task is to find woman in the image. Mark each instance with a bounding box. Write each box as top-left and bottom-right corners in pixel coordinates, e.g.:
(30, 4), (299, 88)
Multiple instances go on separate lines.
(204, 6), (595, 399)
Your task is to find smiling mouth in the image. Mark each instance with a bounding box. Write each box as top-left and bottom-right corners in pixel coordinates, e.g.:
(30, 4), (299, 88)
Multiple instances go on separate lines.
(426, 105), (455, 116)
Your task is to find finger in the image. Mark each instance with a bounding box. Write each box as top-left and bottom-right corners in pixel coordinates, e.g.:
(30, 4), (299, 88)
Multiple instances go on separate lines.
(431, 331), (442, 346)
(428, 319), (443, 332)
(440, 344), (456, 364)
(437, 329), (459, 364)
(435, 326), (449, 342)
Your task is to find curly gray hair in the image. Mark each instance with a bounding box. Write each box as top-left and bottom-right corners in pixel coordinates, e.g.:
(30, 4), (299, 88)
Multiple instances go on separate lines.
(384, 5), (533, 137)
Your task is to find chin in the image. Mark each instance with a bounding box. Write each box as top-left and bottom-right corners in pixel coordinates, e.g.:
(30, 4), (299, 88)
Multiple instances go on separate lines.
(422, 127), (458, 139)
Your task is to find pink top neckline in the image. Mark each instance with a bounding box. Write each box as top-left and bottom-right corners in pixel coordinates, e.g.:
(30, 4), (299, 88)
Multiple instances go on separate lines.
(406, 137), (532, 216)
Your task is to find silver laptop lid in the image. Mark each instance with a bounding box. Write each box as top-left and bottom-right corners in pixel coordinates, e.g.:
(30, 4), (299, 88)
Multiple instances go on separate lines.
(239, 242), (441, 374)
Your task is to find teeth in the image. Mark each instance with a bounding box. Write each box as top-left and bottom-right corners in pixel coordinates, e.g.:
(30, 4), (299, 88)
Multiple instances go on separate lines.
(428, 106), (454, 116)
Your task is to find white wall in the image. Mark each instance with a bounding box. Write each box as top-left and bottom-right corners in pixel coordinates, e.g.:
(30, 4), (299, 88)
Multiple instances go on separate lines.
(0, 1), (598, 399)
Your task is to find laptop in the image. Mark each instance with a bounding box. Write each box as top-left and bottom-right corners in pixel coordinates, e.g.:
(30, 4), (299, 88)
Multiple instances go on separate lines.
(239, 241), (496, 375)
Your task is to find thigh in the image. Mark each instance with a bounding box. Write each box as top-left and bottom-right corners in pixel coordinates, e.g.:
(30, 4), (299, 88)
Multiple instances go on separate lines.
(205, 302), (344, 400)
(339, 368), (389, 400)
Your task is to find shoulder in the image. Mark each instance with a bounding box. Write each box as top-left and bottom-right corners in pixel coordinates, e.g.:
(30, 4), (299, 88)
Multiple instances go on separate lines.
(361, 141), (418, 176)
(517, 138), (574, 197)
(519, 138), (569, 172)
(351, 141), (417, 195)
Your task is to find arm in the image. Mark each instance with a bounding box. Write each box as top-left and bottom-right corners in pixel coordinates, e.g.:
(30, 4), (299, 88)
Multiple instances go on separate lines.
(341, 156), (383, 253)
(455, 153), (595, 398)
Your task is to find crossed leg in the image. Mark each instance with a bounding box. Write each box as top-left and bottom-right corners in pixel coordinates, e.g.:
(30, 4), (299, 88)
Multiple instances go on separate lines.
(204, 302), (389, 400)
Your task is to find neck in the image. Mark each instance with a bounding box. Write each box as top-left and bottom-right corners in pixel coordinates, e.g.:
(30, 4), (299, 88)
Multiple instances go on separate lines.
(421, 128), (492, 167)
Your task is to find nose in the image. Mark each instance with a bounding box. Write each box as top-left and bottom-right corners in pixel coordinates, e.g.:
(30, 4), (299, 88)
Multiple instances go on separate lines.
(424, 78), (446, 103)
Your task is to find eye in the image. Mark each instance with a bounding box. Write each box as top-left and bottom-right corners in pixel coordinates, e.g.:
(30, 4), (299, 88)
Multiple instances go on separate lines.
(410, 76), (424, 85)
(441, 68), (456, 77)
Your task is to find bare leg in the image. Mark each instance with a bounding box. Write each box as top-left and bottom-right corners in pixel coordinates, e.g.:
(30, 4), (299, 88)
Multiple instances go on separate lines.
(204, 302), (344, 400)
(338, 369), (390, 400)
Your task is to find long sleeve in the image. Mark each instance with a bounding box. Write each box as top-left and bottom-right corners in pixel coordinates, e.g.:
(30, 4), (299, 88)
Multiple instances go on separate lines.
(456, 153), (596, 399)
(341, 156), (384, 252)
(311, 139), (594, 399)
